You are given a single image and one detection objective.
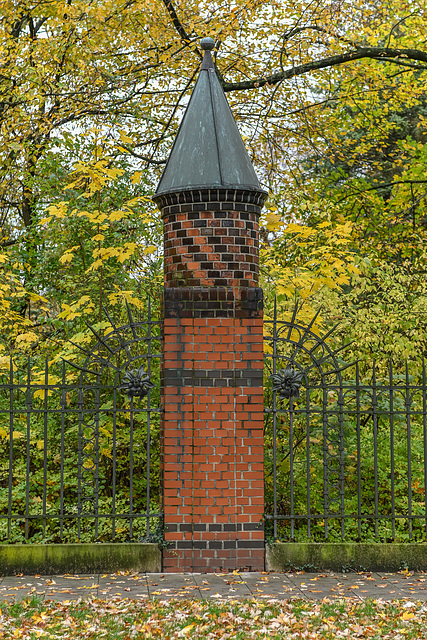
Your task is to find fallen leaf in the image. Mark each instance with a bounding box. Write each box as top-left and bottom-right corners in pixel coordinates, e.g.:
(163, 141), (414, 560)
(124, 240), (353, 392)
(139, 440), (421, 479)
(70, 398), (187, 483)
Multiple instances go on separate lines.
(402, 611), (416, 623)
(178, 623), (196, 637)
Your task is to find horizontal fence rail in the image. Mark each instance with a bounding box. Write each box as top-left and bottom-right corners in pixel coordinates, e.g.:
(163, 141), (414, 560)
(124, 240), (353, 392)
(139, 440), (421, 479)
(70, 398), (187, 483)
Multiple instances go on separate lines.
(0, 303), (162, 543)
(264, 302), (427, 543)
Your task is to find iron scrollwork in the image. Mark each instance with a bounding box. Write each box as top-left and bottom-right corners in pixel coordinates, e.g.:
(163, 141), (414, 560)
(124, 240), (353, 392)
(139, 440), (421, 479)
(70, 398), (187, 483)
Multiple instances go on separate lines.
(119, 366), (155, 399)
(270, 366), (304, 399)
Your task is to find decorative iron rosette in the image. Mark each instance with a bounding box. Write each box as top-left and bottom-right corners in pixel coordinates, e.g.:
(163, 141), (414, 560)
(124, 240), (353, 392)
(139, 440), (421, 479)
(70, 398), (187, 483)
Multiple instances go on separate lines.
(119, 366), (155, 399)
(270, 366), (304, 399)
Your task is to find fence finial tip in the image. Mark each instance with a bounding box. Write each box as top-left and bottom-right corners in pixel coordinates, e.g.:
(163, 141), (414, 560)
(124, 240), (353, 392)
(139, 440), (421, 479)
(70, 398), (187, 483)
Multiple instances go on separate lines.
(200, 37), (215, 51)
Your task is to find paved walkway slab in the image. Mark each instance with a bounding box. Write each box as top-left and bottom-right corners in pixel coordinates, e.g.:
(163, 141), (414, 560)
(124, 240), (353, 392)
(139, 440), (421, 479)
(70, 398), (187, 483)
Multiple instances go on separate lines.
(0, 571), (426, 602)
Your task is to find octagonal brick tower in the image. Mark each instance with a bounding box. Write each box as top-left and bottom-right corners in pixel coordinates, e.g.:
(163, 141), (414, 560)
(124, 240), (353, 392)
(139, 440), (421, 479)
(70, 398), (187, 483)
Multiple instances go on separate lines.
(153, 38), (268, 572)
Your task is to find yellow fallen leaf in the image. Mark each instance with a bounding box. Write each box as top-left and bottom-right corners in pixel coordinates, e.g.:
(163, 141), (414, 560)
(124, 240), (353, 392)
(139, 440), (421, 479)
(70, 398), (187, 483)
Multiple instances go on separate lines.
(179, 624), (196, 637)
(402, 612), (415, 620)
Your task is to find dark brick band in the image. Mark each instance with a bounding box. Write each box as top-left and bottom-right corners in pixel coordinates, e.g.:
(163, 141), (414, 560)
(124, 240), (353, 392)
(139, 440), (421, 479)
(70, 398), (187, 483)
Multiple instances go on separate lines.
(165, 523), (263, 533)
(174, 540), (265, 550)
(163, 286), (263, 319)
(153, 187), (267, 214)
(163, 368), (263, 388)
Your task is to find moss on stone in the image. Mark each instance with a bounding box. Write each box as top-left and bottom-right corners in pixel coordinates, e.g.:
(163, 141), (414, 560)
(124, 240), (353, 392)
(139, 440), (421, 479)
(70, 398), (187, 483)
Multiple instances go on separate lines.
(0, 543), (161, 575)
(266, 543), (427, 572)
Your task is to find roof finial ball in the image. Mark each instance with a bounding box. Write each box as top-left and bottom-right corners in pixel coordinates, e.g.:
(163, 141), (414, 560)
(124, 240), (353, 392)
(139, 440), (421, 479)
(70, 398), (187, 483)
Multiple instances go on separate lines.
(200, 37), (215, 51)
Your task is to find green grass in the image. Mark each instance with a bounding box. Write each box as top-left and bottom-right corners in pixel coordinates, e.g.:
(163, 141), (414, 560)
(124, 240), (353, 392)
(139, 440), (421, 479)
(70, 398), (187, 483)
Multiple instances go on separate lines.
(0, 596), (426, 638)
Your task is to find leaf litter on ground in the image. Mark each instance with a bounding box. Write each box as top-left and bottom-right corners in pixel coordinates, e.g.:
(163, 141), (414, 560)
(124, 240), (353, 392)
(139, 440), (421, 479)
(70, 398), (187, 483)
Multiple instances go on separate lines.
(0, 595), (427, 639)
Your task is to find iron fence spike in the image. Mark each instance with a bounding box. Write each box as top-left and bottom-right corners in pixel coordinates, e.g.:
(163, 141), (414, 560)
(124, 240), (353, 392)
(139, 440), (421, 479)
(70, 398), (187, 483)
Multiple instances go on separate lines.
(84, 321), (114, 353)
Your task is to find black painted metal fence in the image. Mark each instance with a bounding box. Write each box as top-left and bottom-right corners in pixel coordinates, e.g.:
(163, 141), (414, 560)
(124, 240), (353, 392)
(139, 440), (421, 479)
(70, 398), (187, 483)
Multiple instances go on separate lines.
(0, 303), (162, 543)
(3, 297), (427, 546)
(264, 302), (427, 542)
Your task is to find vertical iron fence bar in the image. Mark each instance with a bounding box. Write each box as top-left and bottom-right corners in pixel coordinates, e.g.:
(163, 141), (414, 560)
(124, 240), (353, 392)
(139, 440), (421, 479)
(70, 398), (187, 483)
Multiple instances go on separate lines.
(94, 386), (101, 540)
(389, 360), (396, 540)
(111, 384), (118, 540)
(77, 387), (84, 540)
(338, 388), (345, 539)
(289, 397), (295, 540)
(423, 358), (427, 537)
(146, 396), (152, 538)
(405, 361), (412, 540)
(306, 385), (311, 539)
(7, 358), (13, 540)
(356, 362), (361, 540)
(272, 297), (278, 539)
(372, 361), (379, 538)
(59, 360), (66, 539)
(129, 395), (134, 539)
(272, 396), (278, 539)
(146, 298), (152, 538)
(322, 381), (328, 540)
(25, 359), (32, 540)
(42, 357), (49, 538)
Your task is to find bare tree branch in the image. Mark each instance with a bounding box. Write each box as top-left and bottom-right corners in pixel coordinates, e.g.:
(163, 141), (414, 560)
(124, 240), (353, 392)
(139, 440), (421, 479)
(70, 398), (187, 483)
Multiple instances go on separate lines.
(115, 144), (167, 164)
(0, 238), (19, 248)
(223, 47), (427, 92)
(161, 0), (202, 59)
(336, 179), (427, 204)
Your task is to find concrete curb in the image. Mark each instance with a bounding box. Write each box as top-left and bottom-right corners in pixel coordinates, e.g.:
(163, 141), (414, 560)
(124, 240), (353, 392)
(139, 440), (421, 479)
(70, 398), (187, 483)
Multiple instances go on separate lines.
(267, 542), (427, 572)
(0, 543), (161, 575)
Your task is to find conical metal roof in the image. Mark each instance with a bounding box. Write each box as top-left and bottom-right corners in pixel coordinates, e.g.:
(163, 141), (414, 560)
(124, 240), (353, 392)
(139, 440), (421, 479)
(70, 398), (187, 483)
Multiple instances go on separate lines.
(155, 38), (266, 197)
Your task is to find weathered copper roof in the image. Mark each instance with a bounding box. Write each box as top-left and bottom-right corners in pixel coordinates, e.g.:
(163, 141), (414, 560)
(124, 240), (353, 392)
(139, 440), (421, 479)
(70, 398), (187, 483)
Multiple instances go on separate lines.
(155, 37), (266, 197)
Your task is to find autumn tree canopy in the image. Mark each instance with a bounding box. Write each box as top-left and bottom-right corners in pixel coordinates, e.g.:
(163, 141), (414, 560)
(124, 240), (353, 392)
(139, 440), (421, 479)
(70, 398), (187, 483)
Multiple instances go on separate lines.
(1, 0), (426, 365)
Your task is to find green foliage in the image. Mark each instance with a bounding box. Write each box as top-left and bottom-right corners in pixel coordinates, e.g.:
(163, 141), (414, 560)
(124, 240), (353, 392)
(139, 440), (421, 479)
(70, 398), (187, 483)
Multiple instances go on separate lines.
(315, 253), (427, 375)
(1, 0), (426, 548)
(0, 303), (162, 544)
(264, 369), (427, 543)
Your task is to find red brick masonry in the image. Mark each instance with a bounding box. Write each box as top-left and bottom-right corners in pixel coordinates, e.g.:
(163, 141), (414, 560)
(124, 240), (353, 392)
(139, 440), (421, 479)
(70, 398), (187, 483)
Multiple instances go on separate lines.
(155, 188), (267, 572)
(162, 294), (264, 572)
(155, 188), (266, 289)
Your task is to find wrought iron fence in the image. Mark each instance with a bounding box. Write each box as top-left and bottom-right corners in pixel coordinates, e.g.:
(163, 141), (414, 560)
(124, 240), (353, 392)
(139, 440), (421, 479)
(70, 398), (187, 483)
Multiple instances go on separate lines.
(0, 302), (162, 543)
(4, 293), (427, 547)
(264, 301), (427, 543)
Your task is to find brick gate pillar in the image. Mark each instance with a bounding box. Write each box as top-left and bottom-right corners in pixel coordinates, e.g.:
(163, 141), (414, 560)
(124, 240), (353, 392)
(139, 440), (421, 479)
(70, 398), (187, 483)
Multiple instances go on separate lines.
(153, 38), (268, 572)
